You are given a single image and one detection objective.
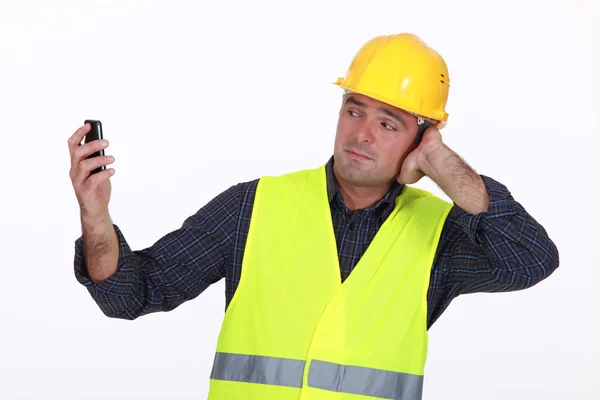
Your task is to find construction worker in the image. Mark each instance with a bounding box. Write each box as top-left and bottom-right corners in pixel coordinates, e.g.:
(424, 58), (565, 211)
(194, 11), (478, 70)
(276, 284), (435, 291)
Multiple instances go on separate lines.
(68, 33), (559, 399)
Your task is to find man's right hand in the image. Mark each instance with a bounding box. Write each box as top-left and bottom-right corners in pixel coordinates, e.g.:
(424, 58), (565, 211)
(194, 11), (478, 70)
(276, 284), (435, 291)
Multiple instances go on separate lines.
(68, 123), (115, 223)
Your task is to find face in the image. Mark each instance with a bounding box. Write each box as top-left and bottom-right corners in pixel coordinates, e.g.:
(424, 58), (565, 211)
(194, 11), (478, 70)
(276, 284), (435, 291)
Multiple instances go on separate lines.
(333, 93), (421, 186)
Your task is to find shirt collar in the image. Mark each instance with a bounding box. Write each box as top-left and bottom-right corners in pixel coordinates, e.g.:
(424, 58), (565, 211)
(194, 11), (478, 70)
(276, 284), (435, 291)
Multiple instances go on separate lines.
(324, 155), (405, 220)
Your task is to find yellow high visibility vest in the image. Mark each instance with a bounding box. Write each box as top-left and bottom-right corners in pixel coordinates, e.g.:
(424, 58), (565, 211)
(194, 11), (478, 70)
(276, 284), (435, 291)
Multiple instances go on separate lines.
(208, 165), (453, 399)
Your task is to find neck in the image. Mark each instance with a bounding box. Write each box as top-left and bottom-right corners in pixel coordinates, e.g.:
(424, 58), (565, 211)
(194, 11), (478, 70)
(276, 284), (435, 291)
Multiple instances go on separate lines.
(333, 164), (392, 211)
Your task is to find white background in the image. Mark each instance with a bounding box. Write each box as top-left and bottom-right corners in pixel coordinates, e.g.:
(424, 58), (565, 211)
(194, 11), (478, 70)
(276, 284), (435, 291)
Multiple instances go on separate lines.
(0, 0), (598, 399)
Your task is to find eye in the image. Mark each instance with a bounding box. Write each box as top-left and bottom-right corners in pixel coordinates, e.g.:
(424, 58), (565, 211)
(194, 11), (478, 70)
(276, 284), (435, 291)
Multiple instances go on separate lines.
(381, 122), (395, 131)
(347, 110), (360, 117)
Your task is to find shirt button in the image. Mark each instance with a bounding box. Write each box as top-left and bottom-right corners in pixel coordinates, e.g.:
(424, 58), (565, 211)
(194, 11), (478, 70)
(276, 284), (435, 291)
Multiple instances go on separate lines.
(348, 223), (355, 230)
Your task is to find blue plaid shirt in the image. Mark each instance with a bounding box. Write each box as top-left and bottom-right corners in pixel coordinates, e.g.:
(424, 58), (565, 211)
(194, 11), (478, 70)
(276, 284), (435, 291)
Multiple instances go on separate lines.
(73, 156), (559, 329)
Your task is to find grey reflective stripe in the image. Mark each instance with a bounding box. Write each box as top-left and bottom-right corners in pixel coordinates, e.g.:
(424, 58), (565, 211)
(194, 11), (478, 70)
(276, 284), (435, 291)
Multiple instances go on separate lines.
(308, 359), (423, 400)
(211, 352), (423, 399)
(210, 352), (305, 388)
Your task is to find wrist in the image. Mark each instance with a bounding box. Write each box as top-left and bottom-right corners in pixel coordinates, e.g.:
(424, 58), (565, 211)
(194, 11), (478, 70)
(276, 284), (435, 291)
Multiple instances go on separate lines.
(419, 143), (452, 177)
(81, 212), (112, 232)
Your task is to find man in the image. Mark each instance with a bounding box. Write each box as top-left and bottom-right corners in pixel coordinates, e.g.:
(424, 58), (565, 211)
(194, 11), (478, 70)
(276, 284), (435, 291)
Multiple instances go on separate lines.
(68, 33), (559, 399)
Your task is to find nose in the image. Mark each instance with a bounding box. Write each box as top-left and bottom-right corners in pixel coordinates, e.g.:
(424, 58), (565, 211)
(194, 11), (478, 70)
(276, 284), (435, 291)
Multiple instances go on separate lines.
(355, 119), (375, 144)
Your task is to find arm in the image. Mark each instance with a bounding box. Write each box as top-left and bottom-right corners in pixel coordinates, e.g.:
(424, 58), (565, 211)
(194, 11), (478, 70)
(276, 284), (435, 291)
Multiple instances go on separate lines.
(417, 129), (559, 289)
(419, 144), (489, 215)
(73, 183), (243, 320)
(398, 126), (489, 215)
(427, 175), (560, 327)
(396, 127), (559, 326)
(80, 213), (119, 283)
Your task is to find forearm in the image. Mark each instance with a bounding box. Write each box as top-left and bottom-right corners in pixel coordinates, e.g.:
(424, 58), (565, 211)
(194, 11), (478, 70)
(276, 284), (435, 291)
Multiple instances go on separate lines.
(75, 224), (159, 320)
(73, 183), (244, 320)
(421, 144), (489, 215)
(81, 214), (119, 283)
(75, 222), (224, 320)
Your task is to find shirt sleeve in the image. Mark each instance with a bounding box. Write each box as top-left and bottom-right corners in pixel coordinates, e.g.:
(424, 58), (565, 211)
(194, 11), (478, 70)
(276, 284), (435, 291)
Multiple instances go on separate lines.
(73, 183), (243, 320)
(427, 175), (560, 326)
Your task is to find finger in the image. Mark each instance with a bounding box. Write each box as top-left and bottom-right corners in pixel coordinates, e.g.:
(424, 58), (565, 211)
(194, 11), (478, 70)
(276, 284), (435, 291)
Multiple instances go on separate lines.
(73, 155), (115, 188)
(422, 126), (442, 142)
(68, 123), (91, 155)
(71, 138), (109, 171)
(72, 154), (114, 187)
(83, 167), (115, 191)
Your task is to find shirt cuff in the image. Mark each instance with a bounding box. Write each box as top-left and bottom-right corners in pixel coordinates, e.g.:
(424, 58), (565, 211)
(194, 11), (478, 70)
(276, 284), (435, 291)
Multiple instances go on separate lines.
(450, 175), (518, 245)
(73, 224), (136, 296)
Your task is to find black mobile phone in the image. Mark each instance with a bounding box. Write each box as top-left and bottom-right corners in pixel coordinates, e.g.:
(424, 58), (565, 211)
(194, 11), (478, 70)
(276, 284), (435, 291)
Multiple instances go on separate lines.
(84, 119), (105, 174)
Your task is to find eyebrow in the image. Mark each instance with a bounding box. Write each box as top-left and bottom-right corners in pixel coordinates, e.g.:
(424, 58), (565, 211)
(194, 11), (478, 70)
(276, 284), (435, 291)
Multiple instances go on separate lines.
(345, 95), (408, 130)
(345, 96), (367, 108)
(379, 108), (408, 130)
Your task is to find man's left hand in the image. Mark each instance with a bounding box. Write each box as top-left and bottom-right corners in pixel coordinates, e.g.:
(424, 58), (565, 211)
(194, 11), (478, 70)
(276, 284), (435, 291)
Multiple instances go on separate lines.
(396, 126), (445, 184)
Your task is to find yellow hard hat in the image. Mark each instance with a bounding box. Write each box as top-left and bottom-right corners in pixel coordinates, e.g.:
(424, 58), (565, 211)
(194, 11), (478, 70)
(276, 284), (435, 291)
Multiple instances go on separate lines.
(334, 33), (450, 129)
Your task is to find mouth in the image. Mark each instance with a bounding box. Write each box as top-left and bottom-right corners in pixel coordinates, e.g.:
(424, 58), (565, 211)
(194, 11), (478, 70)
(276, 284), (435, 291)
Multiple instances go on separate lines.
(346, 149), (372, 161)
